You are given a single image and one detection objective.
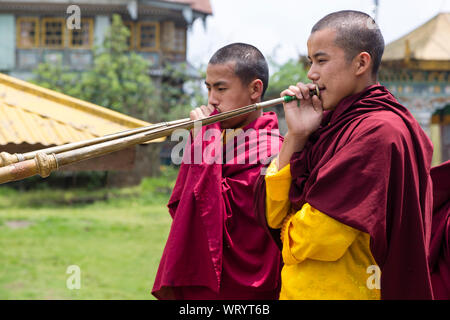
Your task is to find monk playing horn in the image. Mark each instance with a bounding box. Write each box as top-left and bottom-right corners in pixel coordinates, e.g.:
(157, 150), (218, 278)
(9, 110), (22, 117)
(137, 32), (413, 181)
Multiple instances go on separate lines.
(152, 43), (283, 300)
(255, 10), (434, 300)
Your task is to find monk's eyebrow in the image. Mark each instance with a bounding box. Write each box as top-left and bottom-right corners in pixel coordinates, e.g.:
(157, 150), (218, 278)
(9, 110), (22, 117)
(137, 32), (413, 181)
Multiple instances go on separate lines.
(308, 51), (329, 60)
(204, 81), (227, 87)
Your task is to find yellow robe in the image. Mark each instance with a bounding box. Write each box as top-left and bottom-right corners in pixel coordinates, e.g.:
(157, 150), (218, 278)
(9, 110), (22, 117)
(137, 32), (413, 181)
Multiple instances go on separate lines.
(265, 159), (380, 300)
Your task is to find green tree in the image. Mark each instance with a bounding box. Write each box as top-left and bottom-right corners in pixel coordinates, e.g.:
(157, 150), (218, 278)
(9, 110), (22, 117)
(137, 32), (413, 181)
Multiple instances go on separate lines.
(76, 15), (157, 121)
(32, 56), (80, 97)
(266, 58), (309, 99)
(158, 62), (206, 121)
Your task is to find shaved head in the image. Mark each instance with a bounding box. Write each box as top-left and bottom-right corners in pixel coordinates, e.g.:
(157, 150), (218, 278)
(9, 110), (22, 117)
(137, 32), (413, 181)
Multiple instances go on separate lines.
(312, 10), (385, 77)
(209, 43), (269, 98)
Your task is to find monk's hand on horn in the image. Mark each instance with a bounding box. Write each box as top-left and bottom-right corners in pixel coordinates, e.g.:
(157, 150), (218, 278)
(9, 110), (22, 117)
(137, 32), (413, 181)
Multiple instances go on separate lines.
(281, 82), (323, 140)
(190, 104), (216, 138)
(277, 83), (324, 169)
(190, 104), (215, 121)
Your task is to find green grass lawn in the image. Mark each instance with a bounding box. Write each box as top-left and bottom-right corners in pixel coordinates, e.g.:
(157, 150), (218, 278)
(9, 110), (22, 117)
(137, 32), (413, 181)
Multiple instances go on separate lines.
(0, 171), (176, 300)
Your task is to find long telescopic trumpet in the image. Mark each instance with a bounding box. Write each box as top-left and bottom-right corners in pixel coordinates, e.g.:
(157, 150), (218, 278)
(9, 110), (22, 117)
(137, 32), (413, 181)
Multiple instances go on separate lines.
(0, 87), (319, 185)
(0, 117), (190, 167)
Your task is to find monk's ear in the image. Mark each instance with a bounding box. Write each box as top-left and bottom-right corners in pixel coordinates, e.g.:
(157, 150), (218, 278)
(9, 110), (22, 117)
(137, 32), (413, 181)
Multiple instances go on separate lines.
(354, 52), (372, 76)
(249, 79), (263, 100)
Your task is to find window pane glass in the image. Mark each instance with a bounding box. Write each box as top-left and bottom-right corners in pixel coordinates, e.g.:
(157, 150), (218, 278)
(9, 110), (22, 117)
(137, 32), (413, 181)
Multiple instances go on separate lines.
(174, 28), (185, 52)
(19, 20), (37, 47)
(140, 24), (156, 48)
(71, 21), (91, 47)
(44, 20), (63, 46)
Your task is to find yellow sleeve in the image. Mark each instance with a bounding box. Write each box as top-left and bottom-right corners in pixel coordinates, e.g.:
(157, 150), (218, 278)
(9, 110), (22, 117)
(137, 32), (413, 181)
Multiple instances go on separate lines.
(265, 158), (292, 229)
(282, 203), (360, 265)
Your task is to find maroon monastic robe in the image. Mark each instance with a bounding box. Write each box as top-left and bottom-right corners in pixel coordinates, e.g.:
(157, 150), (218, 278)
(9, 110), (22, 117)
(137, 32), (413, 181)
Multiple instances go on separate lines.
(429, 160), (450, 299)
(152, 111), (283, 299)
(256, 85), (434, 300)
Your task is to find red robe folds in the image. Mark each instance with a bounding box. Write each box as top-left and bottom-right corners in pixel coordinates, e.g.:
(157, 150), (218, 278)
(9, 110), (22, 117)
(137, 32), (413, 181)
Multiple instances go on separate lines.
(152, 111), (283, 299)
(429, 160), (450, 299)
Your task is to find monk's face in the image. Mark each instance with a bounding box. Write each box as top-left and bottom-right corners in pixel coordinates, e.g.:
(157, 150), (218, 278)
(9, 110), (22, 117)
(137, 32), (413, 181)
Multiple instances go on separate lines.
(205, 61), (256, 129)
(307, 28), (359, 110)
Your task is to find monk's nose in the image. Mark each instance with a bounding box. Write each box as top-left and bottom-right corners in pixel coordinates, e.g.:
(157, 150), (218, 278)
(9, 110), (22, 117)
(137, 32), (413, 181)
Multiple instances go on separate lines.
(208, 92), (220, 109)
(307, 66), (319, 82)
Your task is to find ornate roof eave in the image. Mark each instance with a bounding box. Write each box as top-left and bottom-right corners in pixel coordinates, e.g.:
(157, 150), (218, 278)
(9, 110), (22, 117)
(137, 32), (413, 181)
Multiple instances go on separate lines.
(142, 0), (210, 24)
(0, 1), (184, 20)
(380, 59), (450, 72)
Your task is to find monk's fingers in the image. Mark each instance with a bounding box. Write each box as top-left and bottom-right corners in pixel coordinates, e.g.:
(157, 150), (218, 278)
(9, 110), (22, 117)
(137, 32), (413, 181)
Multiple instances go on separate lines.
(296, 82), (312, 100)
(206, 104), (216, 114)
(280, 88), (296, 98)
(189, 109), (197, 120)
(196, 108), (205, 119)
(190, 107), (204, 120)
(288, 85), (304, 99)
(200, 105), (213, 117)
(282, 90), (303, 111)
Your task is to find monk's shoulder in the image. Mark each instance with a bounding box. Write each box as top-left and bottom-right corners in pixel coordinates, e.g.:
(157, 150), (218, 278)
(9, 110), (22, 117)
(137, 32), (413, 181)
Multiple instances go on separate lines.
(350, 110), (410, 145)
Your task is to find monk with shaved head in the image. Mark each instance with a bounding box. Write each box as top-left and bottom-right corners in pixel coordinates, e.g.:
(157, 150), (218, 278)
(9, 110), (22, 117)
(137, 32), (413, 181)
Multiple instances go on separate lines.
(153, 43), (283, 300)
(256, 10), (434, 300)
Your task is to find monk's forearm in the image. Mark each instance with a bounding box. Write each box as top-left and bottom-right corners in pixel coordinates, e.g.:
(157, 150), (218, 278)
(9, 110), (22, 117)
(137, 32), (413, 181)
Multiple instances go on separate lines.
(265, 159), (293, 229)
(278, 133), (309, 169)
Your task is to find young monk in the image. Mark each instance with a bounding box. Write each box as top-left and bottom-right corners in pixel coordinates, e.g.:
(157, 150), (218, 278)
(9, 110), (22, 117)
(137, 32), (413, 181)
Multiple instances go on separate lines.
(429, 160), (450, 299)
(152, 43), (283, 299)
(256, 10), (434, 299)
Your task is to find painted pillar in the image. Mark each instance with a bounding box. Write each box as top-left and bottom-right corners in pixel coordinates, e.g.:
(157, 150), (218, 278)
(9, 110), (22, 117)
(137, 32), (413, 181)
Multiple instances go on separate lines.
(94, 15), (110, 47)
(0, 14), (15, 71)
(430, 123), (442, 166)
